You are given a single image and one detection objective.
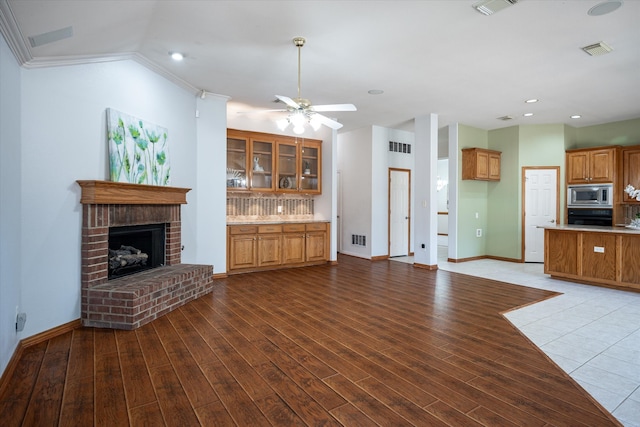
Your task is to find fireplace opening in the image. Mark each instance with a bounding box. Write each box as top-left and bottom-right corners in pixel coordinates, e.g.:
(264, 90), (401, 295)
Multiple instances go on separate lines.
(109, 223), (166, 279)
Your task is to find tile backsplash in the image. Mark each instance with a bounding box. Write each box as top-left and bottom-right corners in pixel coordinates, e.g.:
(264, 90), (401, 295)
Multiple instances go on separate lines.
(622, 204), (640, 223)
(227, 194), (314, 222)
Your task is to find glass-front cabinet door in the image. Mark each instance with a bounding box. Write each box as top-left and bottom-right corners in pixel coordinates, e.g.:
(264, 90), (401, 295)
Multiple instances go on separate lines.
(227, 136), (248, 190)
(250, 139), (275, 191)
(277, 141), (299, 192)
(300, 141), (321, 194)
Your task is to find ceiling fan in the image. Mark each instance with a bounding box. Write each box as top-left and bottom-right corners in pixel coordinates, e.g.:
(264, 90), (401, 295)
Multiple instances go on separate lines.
(263, 37), (357, 134)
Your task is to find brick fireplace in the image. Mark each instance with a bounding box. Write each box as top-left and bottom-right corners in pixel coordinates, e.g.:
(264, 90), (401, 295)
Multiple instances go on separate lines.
(77, 180), (214, 330)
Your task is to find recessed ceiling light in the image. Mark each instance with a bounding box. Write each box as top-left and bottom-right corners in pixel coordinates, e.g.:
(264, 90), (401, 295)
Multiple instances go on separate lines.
(571, 115), (582, 119)
(525, 99), (538, 103)
(523, 113), (534, 117)
(368, 89), (384, 95)
(170, 52), (184, 61)
(588, 0), (623, 16)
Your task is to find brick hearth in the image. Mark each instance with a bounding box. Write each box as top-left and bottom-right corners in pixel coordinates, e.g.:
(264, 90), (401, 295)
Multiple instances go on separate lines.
(77, 180), (214, 330)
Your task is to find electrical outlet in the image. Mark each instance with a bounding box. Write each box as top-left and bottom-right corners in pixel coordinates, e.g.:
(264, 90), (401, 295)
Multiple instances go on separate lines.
(594, 246), (605, 253)
(16, 312), (27, 332)
(277, 205), (283, 213)
(475, 212), (479, 219)
(476, 228), (482, 237)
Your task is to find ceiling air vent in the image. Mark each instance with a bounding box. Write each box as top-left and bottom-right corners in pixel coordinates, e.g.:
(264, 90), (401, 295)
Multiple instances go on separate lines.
(473, 0), (518, 15)
(497, 115), (514, 121)
(582, 41), (613, 56)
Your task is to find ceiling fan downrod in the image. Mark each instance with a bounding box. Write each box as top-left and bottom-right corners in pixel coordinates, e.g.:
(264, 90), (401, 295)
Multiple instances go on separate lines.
(292, 37), (309, 108)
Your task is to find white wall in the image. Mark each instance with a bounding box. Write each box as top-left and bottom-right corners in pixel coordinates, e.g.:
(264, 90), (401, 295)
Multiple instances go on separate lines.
(0, 32), (22, 374)
(337, 127), (372, 258)
(14, 59), (201, 339)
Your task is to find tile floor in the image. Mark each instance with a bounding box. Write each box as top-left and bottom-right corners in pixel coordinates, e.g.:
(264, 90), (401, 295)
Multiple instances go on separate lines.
(391, 246), (640, 427)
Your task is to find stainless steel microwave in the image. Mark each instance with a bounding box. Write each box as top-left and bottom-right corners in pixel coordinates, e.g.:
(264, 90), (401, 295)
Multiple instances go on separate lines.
(567, 184), (613, 208)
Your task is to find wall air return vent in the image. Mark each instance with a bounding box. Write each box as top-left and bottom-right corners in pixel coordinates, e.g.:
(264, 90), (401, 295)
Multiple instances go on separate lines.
(389, 141), (412, 154)
(582, 41), (613, 56)
(473, 0), (518, 15)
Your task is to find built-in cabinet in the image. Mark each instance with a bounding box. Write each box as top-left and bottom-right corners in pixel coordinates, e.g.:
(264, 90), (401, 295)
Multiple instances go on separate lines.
(621, 145), (640, 203)
(227, 129), (322, 194)
(227, 222), (329, 274)
(461, 148), (501, 181)
(544, 227), (640, 291)
(566, 147), (616, 184)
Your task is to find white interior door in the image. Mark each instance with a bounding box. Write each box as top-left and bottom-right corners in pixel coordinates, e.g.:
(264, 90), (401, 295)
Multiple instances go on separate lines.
(390, 169), (410, 257)
(524, 168), (558, 262)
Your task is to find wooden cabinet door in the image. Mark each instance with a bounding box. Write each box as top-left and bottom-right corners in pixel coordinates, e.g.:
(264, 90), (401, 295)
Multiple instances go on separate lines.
(544, 229), (578, 275)
(488, 152), (501, 181)
(306, 231), (327, 262)
(622, 147), (640, 202)
(581, 233), (616, 281)
(300, 141), (322, 194)
(589, 148), (615, 183)
(276, 141), (299, 192)
(227, 134), (249, 190)
(257, 234), (281, 267)
(619, 235), (640, 284)
(566, 152), (589, 184)
(282, 233), (305, 264)
(250, 138), (275, 192)
(475, 151), (489, 179)
(229, 234), (257, 270)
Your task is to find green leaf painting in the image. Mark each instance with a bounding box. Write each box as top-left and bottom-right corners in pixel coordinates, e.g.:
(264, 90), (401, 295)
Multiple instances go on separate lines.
(107, 108), (170, 186)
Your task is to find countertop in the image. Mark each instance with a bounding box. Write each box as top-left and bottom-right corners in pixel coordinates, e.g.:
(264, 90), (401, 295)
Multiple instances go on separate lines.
(227, 219), (330, 225)
(541, 224), (640, 235)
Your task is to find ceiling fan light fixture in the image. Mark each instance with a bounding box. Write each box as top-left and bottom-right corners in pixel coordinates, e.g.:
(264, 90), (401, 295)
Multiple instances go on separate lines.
(276, 118), (289, 131)
(309, 115), (322, 131)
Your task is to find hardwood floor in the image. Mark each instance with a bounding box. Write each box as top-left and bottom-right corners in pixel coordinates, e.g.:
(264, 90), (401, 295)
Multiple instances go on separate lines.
(0, 254), (622, 426)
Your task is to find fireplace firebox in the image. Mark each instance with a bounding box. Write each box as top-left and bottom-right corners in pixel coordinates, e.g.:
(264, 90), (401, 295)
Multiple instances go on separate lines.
(109, 223), (166, 279)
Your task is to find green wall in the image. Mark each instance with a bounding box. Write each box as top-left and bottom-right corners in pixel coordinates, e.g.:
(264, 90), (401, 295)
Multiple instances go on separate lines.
(454, 118), (639, 261)
(574, 118), (640, 147)
(486, 127), (520, 259)
(457, 124), (488, 259)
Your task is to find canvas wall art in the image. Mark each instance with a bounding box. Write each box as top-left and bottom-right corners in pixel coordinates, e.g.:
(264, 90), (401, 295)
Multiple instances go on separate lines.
(107, 108), (170, 185)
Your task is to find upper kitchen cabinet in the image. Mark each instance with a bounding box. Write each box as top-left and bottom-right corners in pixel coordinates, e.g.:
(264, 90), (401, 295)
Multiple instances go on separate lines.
(227, 133), (249, 190)
(566, 147), (616, 184)
(250, 137), (275, 192)
(621, 145), (640, 203)
(228, 129), (322, 194)
(300, 141), (322, 193)
(227, 129), (276, 192)
(462, 148), (501, 181)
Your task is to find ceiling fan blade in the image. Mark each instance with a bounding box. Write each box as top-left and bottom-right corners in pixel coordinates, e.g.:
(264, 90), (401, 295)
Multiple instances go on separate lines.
(275, 95), (300, 109)
(310, 103), (357, 112)
(236, 109), (287, 114)
(312, 113), (343, 130)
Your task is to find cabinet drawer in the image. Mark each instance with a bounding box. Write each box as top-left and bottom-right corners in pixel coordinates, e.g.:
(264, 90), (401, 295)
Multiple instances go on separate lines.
(306, 223), (327, 231)
(258, 224), (282, 234)
(283, 224), (305, 233)
(229, 225), (258, 235)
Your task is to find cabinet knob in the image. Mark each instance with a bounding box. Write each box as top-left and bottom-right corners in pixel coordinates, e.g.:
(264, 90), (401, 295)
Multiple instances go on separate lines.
(549, 219), (555, 223)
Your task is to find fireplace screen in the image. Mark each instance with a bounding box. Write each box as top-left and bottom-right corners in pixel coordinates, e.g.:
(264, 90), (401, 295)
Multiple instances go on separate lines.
(108, 223), (166, 279)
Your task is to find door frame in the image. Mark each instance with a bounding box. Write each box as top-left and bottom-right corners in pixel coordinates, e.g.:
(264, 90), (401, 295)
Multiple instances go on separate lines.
(388, 168), (411, 257)
(521, 166), (560, 262)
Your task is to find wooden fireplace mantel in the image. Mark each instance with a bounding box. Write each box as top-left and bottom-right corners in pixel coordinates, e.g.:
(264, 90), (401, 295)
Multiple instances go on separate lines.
(77, 180), (190, 205)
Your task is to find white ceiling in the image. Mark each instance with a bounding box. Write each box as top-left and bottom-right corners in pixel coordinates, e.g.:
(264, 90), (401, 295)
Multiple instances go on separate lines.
(1, 0), (639, 133)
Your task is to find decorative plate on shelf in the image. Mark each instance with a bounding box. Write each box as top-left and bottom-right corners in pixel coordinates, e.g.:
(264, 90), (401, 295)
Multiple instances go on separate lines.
(279, 176), (293, 189)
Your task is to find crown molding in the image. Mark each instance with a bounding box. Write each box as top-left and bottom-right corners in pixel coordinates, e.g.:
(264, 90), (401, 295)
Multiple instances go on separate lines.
(0, 0), (229, 100)
(0, 0), (32, 65)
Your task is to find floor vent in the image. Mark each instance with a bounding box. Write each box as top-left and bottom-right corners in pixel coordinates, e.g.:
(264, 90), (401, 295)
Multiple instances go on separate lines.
(352, 234), (367, 246)
(389, 141), (411, 154)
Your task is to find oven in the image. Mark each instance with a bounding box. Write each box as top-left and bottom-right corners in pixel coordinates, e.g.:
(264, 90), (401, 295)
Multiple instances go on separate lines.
(567, 208), (613, 226)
